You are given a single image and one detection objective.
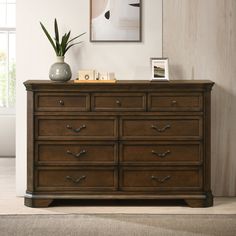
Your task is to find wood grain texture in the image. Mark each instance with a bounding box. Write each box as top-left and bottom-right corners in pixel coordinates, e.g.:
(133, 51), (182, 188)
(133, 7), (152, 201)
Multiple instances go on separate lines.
(24, 81), (213, 207)
(163, 0), (236, 196)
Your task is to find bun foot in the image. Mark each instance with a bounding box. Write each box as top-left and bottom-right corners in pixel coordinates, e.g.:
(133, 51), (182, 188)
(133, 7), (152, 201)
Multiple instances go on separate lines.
(185, 192), (213, 208)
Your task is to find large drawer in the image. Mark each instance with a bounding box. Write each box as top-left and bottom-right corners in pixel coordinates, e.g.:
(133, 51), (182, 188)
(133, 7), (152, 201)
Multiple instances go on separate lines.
(36, 116), (118, 140)
(91, 93), (146, 111)
(148, 93), (203, 111)
(36, 141), (118, 165)
(36, 167), (118, 191)
(120, 167), (202, 191)
(35, 93), (90, 111)
(120, 116), (202, 140)
(120, 142), (202, 165)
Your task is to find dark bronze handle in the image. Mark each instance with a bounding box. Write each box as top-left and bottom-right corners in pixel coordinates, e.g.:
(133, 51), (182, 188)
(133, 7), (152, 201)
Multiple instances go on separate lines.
(151, 150), (171, 158)
(66, 124), (86, 133)
(66, 150), (87, 158)
(151, 175), (171, 183)
(116, 99), (121, 106)
(151, 124), (171, 133)
(59, 100), (64, 105)
(65, 175), (86, 184)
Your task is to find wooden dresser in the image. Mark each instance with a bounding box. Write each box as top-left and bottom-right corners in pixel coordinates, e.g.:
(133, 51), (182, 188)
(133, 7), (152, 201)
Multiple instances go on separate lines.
(24, 80), (214, 208)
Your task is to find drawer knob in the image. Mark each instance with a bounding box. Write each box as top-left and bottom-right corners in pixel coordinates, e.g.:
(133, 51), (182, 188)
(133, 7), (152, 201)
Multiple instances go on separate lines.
(151, 150), (171, 158)
(151, 124), (171, 133)
(66, 150), (87, 158)
(65, 175), (86, 184)
(66, 124), (86, 133)
(151, 175), (171, 183)
(59, 100), (64, 106)
(171, 100), (177, 105)
(116, 100), (122, 106)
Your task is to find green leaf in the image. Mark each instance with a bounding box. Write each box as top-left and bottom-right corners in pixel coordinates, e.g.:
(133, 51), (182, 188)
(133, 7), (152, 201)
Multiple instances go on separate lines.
(68, 32), (86, 44)
(40, 22), (58, 55)
(60, 33), (68, 56)
(54, 19), (60, 53)
(40, 19), (86, 56)
(65, 31), (71, 45)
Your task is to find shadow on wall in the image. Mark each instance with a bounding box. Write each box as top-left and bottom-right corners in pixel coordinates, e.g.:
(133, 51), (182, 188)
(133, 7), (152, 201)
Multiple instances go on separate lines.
(168, 64), (184, 80)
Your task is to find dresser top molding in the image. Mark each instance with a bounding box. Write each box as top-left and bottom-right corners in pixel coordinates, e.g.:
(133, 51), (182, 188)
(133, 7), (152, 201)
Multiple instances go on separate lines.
(24, 80), (214, 91)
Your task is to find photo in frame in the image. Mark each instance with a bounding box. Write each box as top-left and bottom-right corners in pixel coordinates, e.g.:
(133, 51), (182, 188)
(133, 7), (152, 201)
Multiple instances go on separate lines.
(90, 0), (142, 42)
(150, 58), (169, 81)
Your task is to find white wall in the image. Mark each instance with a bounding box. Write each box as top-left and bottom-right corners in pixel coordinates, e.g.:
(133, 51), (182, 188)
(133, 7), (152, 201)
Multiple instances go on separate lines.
(16, 0), (162, 195)
(0, 116), (15, 156)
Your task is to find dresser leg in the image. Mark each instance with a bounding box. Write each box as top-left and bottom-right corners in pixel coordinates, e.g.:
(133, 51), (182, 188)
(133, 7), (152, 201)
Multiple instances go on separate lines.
(25, 197), (53, 208)
(185, 192), (213, 208)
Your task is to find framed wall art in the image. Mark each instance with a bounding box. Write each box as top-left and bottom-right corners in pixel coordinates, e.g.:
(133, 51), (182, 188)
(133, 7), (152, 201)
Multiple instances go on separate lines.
(150, 58), (169, 81)
(90, 0), (142, 42)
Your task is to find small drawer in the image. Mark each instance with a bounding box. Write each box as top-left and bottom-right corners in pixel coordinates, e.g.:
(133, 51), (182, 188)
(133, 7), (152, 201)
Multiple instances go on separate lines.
(91, 93), (146, 111)
(148, 93), (203, 111)
(120, 142), (202, 165)
(36, 167), (117, 191)
(36, 141), (118, 165)
(120, 167), (202, 191)
(35, 93), (90, 111)
(120, 116), (202, 140)
(36, 116), (118, 140)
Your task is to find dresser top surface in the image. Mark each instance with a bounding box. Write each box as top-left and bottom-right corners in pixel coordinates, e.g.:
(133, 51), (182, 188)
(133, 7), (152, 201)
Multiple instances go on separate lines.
(24, 80), (214, 85)
(24, 80), (214, 91)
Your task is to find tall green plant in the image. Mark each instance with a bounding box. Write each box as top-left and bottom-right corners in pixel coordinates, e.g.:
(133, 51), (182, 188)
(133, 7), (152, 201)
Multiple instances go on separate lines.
(40, 19), (85, 56)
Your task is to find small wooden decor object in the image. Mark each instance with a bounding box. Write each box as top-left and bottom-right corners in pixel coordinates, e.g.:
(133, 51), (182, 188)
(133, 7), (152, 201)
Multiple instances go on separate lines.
(77, 70), (116, 83)
(74, 79), (116, 83)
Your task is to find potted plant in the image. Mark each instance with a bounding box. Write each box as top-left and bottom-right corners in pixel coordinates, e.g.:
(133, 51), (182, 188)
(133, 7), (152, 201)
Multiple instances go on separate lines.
(40, 19), (85, 82)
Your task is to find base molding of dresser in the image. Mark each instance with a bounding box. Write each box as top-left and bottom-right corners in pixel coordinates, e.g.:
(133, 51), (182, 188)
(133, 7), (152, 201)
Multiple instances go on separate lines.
(24, 197), (53, 208)
(25, 193), (213, 208)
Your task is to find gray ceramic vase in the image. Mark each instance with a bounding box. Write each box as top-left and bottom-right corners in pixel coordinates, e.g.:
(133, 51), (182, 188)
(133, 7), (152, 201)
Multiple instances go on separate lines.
(49, 56), (72, 82)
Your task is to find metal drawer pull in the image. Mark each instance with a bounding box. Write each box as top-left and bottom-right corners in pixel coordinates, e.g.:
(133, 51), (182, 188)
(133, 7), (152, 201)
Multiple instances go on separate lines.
(66, 150), (87, 158)
(151, 175), (171, 183)
(66, 124), (86, 133)
(59, 100), (64, 105)
(151, 150), (171, 158)
(116, 99), (121, 106)
(151, 124), (171, 133)
(66, 175), (86, 184)
(171, 100), (177, 105)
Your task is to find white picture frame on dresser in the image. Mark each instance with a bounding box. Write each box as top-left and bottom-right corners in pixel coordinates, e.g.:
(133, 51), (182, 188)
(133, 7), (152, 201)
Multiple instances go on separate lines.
(150, 58), (169, 81)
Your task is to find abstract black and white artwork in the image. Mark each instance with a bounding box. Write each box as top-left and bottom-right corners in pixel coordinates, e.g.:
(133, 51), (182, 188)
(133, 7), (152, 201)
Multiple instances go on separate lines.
(90, 0), (141, 42)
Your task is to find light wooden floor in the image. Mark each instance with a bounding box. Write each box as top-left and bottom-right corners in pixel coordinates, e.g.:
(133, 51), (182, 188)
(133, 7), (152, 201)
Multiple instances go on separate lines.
(1, 158), (236, 215)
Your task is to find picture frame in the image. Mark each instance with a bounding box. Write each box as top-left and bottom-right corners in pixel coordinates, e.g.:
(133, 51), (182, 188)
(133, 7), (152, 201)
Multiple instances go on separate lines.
(150, 58), (169, 81)
(90, 0), (142, 42)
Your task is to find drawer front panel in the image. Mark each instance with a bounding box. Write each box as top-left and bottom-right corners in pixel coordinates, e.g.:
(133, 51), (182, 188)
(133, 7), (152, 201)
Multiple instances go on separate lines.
(36, 168), (117, 191)
(120, 167), (202, 191)
(121, 117), (202, 140)
(148, 93), (202, 111)
(120, 142), (202, 164)
(36, 142), (118, 165)
(36, 93), (89, 111)
(92, 93), (146, 111)
(36, 116), (118, 140)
